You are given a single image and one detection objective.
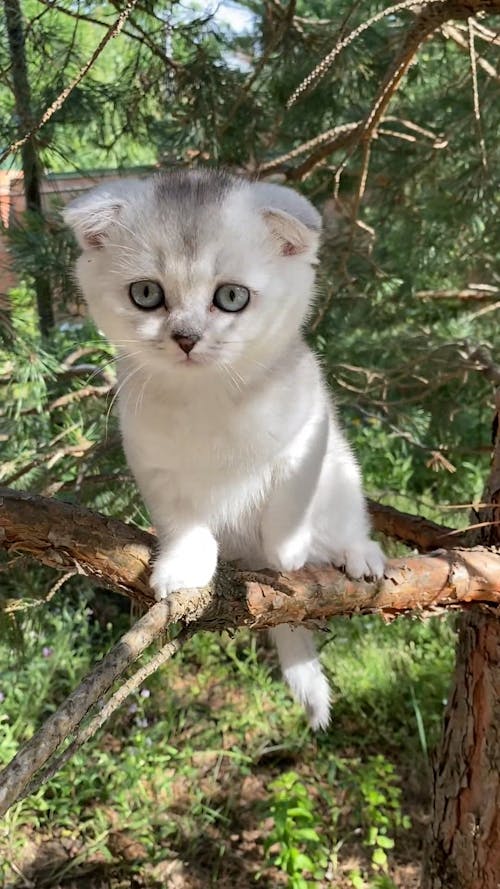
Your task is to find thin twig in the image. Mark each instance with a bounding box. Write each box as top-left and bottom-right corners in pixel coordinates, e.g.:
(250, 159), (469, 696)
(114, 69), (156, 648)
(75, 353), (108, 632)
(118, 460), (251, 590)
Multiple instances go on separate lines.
(0, 0), (140, 165)
(258, 123), (360, 176)
(442, 22), (500, 80)
(0, 599), (177, 814)
(417, 288), (499, 300)
(468, 300), (500, 322)
(286, 0), (449, 108)
(49, 384), (112, 411)
(18, 627), (192, 804)
(468, 18), (489, 170)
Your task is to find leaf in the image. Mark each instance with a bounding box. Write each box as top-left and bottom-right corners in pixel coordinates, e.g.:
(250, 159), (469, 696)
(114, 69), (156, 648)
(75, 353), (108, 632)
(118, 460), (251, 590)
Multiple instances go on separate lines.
(291, 851), (315, 870)
(349, 870), (365, 889)
(376, 835), (395, 849)
(294, 827), (321, 843)
(287, 806), (314, 820)
(372, 847), (388, 870)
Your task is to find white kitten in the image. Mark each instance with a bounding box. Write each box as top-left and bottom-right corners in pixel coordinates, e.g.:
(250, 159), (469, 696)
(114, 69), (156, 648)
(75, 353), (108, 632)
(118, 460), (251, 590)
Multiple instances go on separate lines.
(64, 170), (384, 730)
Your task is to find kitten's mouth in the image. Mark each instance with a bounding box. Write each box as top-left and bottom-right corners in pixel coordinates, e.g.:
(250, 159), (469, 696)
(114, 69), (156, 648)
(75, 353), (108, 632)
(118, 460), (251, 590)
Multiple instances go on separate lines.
(177, 353), (203, 366)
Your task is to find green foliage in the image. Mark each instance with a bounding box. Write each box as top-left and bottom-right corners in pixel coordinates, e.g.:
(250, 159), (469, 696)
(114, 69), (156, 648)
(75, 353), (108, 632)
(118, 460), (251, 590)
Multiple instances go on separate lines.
(0, 595), (452, 885)
(262, 771), (328, 887)
(1, 207), (77, 313)
(356, 756), (410, 872)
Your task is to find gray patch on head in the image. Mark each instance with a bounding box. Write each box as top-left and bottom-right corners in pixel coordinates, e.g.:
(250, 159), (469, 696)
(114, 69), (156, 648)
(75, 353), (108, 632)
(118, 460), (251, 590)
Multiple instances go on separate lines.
(153, 168), (241, 260)
(154, 168), (238, 206)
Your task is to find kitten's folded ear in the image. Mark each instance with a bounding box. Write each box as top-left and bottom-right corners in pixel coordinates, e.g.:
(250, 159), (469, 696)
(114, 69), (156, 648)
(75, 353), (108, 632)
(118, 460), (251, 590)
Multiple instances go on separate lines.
(63, 186), (126, 250)
(253, 182), (322, 258)
(261, 208), (319, 257)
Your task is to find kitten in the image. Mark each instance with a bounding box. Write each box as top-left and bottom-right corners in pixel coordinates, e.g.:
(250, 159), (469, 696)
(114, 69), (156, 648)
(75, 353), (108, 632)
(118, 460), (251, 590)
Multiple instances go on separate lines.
(64, 169), (384, 730)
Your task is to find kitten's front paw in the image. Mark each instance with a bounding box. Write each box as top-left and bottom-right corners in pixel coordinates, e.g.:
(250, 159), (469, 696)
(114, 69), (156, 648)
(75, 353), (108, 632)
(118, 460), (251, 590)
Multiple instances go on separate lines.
(150, 528), (218, 601)
(263, 529), (312, 572)
(333, 539), (385, 580)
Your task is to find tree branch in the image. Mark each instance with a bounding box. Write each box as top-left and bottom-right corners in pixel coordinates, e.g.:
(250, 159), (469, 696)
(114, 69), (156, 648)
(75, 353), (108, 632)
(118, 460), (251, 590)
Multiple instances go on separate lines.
(366, 499), (472, 550)
(0, 486), (477, 607)
(0, 486), (498, 630)
(0, 601), (182, 815)
(416, 288), (500, 300)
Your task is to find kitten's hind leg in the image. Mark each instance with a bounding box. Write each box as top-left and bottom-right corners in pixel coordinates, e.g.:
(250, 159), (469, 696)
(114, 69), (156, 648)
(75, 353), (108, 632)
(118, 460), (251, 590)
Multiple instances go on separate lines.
(260, 411), (328, 571)
(331, 539), (385, 581)
(260, 412), (332, 728)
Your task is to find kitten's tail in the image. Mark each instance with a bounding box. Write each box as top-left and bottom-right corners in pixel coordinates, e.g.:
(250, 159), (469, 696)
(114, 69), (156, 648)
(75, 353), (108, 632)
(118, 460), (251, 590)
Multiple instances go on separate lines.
(270, 625), (331, 730)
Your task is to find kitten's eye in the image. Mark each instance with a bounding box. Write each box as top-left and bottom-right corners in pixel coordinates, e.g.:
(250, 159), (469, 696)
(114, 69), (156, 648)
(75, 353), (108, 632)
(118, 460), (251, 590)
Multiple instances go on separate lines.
(129, 280), (165, 310)
(213, 284), (250, 313)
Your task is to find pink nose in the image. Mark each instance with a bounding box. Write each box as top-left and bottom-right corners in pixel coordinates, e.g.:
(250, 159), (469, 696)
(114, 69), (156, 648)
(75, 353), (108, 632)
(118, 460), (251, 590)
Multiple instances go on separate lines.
(173, 335), (198, 354)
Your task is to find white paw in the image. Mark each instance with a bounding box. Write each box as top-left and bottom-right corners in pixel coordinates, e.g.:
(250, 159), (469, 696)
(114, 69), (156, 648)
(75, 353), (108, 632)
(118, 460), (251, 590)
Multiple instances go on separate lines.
(263, 529), (311, 572)
(333, 539), (385, 580)
(150, 528), (218, 601)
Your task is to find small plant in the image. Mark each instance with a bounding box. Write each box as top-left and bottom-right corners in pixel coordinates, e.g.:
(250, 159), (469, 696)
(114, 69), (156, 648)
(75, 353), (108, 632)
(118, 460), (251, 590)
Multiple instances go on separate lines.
(349, 871), (398, 889)
(357, 756), (411, 873)
(262, 770), (328, 889)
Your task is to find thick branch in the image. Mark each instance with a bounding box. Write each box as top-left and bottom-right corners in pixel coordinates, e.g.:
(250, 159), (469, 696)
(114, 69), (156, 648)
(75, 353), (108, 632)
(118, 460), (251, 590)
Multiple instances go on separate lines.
(0, 487), (498, 621)
(366, 499), (472, 550)
(2, 537), (499, 814)
(0, 487), (471, 599)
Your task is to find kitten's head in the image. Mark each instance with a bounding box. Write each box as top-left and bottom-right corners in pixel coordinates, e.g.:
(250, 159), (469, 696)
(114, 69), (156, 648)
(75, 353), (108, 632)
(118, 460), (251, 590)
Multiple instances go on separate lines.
(64, 169), (321, 386)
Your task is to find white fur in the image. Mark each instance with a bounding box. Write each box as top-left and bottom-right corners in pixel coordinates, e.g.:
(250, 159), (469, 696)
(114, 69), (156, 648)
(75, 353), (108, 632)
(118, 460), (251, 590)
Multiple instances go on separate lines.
(64, 170), (385, 730)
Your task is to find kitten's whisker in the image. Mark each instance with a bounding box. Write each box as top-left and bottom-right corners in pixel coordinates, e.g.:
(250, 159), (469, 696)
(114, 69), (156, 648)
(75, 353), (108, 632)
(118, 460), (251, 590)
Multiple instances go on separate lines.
(244, 357), (268, 371)
(82, 351), (143, 384)
(114, 338), (145, 343)
(214, 360), (237, 394)
(105, 363), (145, 436)
(105, 242), (138, 253)
(111, 218), (145, 240)
(119, 364), (149, 425)
(136, 373), (152, 416)
(230, 364), (246, 388)
(110, 219), (152, 257)
(83, 358), (118, 385)
(224, 364), (240, 393)
(219, 361), (242, 394)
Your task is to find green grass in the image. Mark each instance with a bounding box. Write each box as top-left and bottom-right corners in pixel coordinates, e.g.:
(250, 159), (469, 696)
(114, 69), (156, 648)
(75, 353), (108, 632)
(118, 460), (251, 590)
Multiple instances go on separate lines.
(0, 587), (455, 888)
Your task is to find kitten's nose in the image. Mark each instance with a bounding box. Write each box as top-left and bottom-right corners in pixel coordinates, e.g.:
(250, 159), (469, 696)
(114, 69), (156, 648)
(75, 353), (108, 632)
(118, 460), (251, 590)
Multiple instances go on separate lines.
(172, 333), (199, 355)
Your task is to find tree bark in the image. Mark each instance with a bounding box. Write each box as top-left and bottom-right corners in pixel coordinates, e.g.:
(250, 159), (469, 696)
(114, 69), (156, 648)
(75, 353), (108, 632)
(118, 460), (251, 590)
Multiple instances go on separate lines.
(3, 0), (54, 337)
(424, 390), (500, 889)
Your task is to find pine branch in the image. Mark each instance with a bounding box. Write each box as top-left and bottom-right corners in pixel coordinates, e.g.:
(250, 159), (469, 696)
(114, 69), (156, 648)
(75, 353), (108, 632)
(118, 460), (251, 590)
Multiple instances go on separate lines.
(0, 613), (192, 816)
(416, 288), (500, 300)
(278, 0), (500, 181)
(0, 0), (140, 166)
